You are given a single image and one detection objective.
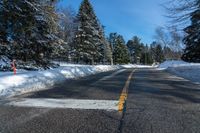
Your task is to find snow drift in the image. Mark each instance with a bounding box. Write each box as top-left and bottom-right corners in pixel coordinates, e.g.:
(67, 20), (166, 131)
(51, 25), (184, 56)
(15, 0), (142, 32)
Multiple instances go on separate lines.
(0, 62), (155, 98)
(0, 65), (121, 98)
(159, 60), (200, 84)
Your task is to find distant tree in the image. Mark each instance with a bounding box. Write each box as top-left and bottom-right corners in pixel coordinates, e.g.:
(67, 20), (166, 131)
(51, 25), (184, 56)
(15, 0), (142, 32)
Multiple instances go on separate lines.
(140, 45), (153, 65)
(54, 6), (77, 61)
(127, 36), (143, 64)
(154, 26), (183, 60)
(113, 35), (130, 64)
(182, 0), (200, 62)
(154, 27), (169, 47)
(104, 40), (113, 65)
(108, 33), (118, 52)
(98, 26), (113, 65)
(150, 42), (165, 63)
(155, 44), (165, 63)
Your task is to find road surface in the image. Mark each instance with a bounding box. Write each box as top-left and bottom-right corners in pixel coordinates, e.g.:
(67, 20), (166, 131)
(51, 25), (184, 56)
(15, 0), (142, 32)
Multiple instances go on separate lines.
(0, 68), (200, 133)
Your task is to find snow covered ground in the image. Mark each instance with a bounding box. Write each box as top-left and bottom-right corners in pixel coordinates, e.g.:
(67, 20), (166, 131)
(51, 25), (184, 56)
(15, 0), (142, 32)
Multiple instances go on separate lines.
(121, 64), (155, 68)
(159, 60), (200, 84)
(0, 64), (122, 98)
(0, 60), (154, 98)
(2, 60), (198, 99)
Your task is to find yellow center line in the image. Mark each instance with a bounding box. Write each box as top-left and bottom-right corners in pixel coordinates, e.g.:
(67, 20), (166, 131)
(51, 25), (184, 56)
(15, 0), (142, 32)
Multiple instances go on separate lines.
(118, 69), (135, 112)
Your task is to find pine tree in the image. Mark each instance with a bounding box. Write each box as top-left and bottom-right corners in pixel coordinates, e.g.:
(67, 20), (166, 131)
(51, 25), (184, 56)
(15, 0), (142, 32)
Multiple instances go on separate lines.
(73, 0), (104, 64)
(113, 35), (130, 64)
(108, 33), (118, 52)
(127, 36), (143, 64)
(150, 42), (165, 63)
(0, 0), (60, 67)
(140, 45), (153, 65)
(0, 1), (6, 44)
(97, 25), (113, 64)
(0, 0), (12, 57)
(155, 44), (165, 63)
(182, 0), (200, 62)
(104, 40), (113, 65)
(96, 24), (105, 63)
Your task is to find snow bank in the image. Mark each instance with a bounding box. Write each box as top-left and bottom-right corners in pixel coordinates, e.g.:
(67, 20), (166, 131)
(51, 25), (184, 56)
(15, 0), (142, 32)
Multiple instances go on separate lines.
(122, 64), (154, 69)
(159, 60), (200, 84)
(53, 61), (155, 69)
(159, 60), (190, 69)
(0, 63), (157, 98)
(0, 65), (121, 98)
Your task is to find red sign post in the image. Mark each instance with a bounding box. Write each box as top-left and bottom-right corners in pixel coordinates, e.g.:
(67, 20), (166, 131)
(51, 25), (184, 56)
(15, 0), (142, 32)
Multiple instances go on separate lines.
(11, 60), (17, 75)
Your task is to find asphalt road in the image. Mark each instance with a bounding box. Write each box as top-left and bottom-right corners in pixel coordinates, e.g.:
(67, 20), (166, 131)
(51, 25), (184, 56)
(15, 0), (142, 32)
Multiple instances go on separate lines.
(0, 68), (200, 133)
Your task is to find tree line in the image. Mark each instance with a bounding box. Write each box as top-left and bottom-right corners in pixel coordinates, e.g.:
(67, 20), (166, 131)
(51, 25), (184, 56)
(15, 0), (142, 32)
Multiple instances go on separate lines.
(165, 0), (200, 63)
(0, 0), (198, 69)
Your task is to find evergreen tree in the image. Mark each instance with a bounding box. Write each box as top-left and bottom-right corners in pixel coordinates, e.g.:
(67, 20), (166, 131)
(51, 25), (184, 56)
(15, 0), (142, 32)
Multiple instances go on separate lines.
(0, 0), (60, 67)
(98, 26), (113, 64)
(150, 42), (165, 63)
(108, 33), (118, 52)
(127, 36), (143, 64)
(73, 0), (104, 64)
(182, 0), (200, 62)
(140, 45), (153, 65)
(0, 5), (9, 57)
(155, 44), (165, 63)
(113, 35), (130, 64)
(104, 40), (113, 65)
(0, 0), (7, 44)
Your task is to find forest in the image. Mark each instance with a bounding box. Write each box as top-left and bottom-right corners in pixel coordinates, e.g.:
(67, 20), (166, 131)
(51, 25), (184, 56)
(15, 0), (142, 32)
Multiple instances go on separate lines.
(0, 0), (199, 70)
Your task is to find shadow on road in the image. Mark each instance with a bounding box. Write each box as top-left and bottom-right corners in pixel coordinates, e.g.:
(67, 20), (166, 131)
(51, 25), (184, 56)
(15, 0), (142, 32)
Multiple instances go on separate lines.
(17, 69), (132, 100)
(131, 69), (200, 104)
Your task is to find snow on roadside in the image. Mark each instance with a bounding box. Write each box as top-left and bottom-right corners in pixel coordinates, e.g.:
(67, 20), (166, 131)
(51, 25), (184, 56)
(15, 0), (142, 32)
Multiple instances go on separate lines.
(158, 60), (189, 69)
(0, 62), (155, 98)
(122, 64), (155, 68)
(53, 61), (155, 69)
(0, 65), (121, 98)
(159, 60), (200, 84)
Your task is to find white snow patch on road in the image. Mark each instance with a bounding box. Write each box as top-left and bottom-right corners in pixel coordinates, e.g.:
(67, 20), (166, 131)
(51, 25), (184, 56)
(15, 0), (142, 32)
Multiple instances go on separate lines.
(7, 98), (119, 111)
(158, 60), (200, 84)
(122, 64), (155, 68)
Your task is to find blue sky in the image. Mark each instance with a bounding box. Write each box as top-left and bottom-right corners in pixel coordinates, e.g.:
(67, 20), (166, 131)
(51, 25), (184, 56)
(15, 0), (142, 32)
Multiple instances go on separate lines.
(58, 0), (166, 44)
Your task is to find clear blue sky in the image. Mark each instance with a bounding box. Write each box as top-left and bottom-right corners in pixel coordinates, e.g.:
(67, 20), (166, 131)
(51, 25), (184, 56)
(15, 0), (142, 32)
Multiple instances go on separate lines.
(58, 0), (166, 44)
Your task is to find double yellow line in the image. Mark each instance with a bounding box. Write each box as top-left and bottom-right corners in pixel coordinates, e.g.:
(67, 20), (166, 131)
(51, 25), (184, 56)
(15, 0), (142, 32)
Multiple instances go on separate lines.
(118, 70), (135, 112)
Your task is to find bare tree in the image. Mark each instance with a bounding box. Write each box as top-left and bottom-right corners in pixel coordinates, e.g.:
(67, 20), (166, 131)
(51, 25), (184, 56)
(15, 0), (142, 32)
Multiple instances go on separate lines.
(168, 27), (183, 51)
(58, 6), (77, 44)
(54, 6), (77, 61)
(154, 27), (169, 47)
(154, 26), (183, 59)
(164, 0), (197, 29)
